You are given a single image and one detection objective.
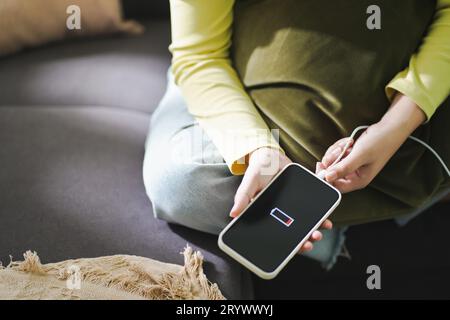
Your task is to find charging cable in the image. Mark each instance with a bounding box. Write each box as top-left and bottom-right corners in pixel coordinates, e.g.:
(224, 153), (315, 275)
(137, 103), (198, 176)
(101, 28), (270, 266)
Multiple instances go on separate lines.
(317, 125), (450, 180)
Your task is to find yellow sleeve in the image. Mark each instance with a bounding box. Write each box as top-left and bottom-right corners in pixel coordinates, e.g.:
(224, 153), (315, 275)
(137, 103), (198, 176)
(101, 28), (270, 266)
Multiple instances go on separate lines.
(169, 0), (282, 175)
(386, 0), (450, 120)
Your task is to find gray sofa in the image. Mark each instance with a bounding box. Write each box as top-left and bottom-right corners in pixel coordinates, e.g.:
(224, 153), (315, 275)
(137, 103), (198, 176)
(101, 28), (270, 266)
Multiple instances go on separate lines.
(0, 3), (252, 299)
(0, 1), (448, 299)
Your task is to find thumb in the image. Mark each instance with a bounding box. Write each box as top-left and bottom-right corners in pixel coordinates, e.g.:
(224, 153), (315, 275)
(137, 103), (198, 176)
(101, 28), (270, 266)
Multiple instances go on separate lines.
(325, 151), (365, 182)
(230, 171), (260, 218)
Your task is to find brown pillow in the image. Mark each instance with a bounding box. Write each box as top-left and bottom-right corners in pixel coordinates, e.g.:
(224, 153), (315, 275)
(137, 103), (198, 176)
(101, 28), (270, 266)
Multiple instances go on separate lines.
(0, 0), (143, 56)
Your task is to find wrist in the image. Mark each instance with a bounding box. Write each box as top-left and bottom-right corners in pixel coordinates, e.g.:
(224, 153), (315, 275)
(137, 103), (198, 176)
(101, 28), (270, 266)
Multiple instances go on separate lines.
(248, 146), (289, 167)
(379, 93), (426, 136)
(249, 146), (281, 161)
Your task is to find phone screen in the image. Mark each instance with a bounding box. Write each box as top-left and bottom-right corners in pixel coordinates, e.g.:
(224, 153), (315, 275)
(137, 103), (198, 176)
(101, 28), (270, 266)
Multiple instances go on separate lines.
(221, 164), (341, 274)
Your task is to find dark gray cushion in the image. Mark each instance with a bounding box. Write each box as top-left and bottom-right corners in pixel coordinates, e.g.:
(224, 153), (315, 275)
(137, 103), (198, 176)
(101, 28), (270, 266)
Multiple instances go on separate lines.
(122, 0), (169, 20)
(0, 21), (170, 114)
(0, 106), (253, 299)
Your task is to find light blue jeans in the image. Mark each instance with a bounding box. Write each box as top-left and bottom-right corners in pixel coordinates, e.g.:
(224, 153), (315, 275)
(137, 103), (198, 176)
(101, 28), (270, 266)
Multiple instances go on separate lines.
(143, 70), (449, 270)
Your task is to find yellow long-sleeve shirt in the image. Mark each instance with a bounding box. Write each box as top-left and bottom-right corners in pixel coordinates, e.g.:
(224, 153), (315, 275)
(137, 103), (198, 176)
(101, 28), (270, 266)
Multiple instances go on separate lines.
(169, 0), (450, 175)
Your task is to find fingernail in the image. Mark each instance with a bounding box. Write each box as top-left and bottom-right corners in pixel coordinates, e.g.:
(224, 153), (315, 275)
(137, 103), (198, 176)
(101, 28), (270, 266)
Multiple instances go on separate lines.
(326, 170), (337, 181)
(229, 203), (236, 217)
(332, 148), (341, 156)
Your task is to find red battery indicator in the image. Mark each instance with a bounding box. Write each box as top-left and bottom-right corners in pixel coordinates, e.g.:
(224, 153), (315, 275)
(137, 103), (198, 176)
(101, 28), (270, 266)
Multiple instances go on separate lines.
(270, 207), (294, 227)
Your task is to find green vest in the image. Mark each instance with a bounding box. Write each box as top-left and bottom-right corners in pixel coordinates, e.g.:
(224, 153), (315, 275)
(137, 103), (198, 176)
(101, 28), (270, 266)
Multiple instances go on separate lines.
(232, 0), (449, 225)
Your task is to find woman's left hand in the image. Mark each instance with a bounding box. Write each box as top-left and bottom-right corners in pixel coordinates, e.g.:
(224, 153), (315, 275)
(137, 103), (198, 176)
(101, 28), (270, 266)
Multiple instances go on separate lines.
(317, 93), (426, 193)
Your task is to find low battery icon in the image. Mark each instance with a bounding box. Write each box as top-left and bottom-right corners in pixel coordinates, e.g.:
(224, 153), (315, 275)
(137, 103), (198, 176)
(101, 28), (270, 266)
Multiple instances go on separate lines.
(270, 207), (294, 227)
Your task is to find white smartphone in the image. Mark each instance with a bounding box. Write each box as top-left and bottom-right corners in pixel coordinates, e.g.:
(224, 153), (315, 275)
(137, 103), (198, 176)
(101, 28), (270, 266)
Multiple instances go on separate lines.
(218, 163), (341, 280)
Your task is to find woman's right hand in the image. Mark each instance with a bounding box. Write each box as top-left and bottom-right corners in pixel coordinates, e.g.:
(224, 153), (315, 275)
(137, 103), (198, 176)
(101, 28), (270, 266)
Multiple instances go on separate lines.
(229, 147), (333, 253)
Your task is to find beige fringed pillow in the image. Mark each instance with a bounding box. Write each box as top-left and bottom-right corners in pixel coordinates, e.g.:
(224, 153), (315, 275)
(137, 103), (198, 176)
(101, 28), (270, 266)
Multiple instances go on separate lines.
(0, 0), (143, 56)
(0, 247), (225, 300)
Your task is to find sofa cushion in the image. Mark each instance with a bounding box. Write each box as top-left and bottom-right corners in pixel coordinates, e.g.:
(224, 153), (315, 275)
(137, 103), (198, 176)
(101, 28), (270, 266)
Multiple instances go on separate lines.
(0, 105), (253, 299)
(122, 0), (169, 20)
(0, 20), (170, 114)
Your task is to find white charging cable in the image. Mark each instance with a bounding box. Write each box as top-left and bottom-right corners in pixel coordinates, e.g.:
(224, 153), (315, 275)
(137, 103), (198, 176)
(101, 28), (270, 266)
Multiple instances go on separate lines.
(317, 125), (450, 180)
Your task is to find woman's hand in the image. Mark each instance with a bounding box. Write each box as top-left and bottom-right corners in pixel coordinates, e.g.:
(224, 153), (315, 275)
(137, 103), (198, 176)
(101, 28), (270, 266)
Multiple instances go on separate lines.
(317, 93), (426, 193)
(229, 147), (333, 253)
